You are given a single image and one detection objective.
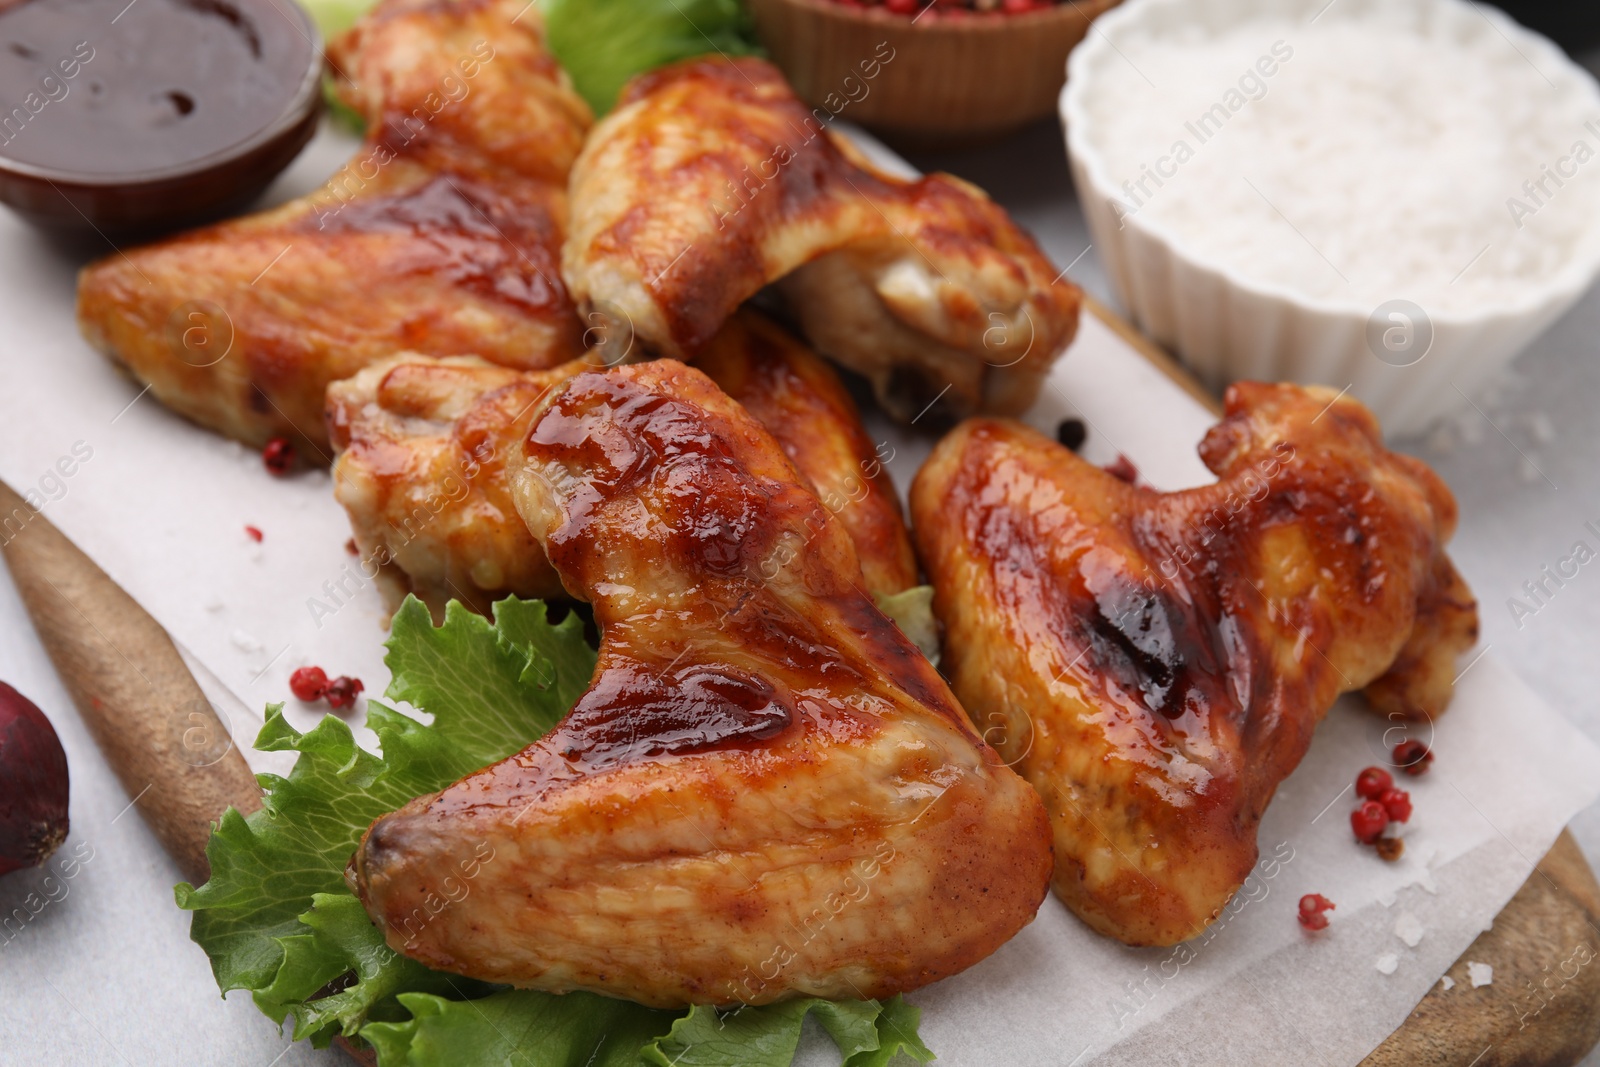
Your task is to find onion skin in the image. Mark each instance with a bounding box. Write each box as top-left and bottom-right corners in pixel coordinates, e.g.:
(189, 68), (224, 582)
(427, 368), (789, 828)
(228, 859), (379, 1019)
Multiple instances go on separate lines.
(0, 681), (70, 877)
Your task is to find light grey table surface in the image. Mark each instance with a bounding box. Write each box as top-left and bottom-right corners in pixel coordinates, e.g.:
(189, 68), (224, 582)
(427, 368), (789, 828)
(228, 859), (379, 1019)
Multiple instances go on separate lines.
(3, 111), (1598, 1064)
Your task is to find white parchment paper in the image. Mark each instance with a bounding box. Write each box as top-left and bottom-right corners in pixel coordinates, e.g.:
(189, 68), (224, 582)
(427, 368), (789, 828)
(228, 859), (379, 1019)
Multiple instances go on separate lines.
(0, 124), (1595, 1066)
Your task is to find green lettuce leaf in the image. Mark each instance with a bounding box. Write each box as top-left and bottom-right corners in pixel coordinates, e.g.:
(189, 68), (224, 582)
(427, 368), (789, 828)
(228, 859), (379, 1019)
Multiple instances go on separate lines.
(847, 995), (936, 1067)
(323, 76), (367, 135)
(875, 586), (941, 667)
(641, 998), (934, 1067)
(364, 990), (679, 1067)
(541, 0), (762, 114)
(302, 0), (377, 39)
(176, 596), (931, 1066)
(174, 599), (591, 1002)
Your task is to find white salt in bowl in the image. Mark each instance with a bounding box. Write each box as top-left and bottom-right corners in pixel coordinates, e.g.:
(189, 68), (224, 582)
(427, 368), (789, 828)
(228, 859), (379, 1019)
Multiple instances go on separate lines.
(1062, 0), (1600, 436)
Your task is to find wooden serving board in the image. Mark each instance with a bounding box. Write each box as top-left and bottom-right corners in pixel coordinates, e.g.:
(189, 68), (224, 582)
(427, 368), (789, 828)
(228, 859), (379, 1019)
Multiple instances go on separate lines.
(3, 296), (1595, 1066)
(1091, 293), (1600, 1067)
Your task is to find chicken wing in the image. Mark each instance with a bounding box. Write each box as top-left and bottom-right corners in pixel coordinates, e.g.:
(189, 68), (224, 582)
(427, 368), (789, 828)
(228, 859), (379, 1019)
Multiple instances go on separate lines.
(326, 354), (588, 617)
(910, 383), (1477, 946)
(328, 310), (918, 617)
(563, 56), (1080, 423)
(350, 360), (1052, 1006)
(76, 0), (591, 452)
(693, 311), (918, 597)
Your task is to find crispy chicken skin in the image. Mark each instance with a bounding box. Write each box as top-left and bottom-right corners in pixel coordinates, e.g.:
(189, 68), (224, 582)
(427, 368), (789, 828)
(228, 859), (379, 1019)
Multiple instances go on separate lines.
(910, 383), (1478, 947)
(327, 310), (917, 616)
(326, 354), (590, 617)
(350, 360), (1052, 1006)
(328, 0), (587, 186)
(563, 56), (1080, 423)
(75, 0), (591, 452)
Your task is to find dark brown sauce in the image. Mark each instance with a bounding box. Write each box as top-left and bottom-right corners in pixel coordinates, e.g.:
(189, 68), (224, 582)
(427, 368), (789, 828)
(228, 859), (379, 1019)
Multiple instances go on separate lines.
(308, 174), (514, 239)
(301, 175), (569, 317)
(556, 662), (793, 769)
(0, 0), (314, 175)
(529, 374), (771, 572)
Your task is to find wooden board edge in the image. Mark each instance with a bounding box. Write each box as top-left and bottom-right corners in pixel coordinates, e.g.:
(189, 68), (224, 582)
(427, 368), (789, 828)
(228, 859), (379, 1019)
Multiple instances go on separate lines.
(1362, 829), (1600, 1067)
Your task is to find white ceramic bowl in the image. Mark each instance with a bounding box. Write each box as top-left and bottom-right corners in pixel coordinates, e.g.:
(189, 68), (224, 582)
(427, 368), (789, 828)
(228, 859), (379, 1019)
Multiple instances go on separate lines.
(1061, 0), (1600, 437)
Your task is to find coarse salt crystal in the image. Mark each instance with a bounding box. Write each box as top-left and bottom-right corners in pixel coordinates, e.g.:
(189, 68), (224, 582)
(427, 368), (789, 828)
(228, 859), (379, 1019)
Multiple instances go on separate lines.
(1394, 912), (1424, 948)
(1082, 7), (1600, 313)
(1376, 953), (1399, 976)
(1416, 844), (1440, 895)
(1467, 961), (1493, 987)
(230, 629), (263, 653)
(1440, 975), (1455, 991)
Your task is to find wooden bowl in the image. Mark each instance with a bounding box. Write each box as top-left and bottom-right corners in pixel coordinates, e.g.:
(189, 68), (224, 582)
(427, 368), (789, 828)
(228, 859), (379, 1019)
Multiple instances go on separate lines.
(746, 0), (1122, 146)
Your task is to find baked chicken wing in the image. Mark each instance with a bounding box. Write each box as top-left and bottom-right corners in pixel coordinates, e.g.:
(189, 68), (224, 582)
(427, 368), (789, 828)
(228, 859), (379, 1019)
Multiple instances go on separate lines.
(328, 310), (917, 616)
(910, 383), (1477, 946)
(76, 0), (591, 452)
(326, 353), (588, 617)
(563, 57), (1080, 423)
(350, 360), (1052, 1006)
(693, 311), (918, 597)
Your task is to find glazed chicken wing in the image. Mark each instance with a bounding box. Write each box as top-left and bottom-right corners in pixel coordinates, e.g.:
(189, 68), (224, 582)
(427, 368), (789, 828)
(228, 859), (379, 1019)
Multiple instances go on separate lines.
(76, 0), (591, 452)
(564, 57), (1080, 423)
(692, 311), (917, 597)
(328, 310), (917, 616)
(350, 360), (1051, 1006)
(326, 354), (588, 616)
(910, 383), (1478, 946)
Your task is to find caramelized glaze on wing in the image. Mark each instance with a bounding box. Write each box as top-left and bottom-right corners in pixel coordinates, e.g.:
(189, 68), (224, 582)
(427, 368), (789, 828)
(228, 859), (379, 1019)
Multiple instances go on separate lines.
(563, 56), (1080, 423)
(328, 310), (917, 616)
(350, 360), (1051, 1006)
(910, 383), (1477, 946)
(693, 312), (917, 596)
(76, 0), (591, 451)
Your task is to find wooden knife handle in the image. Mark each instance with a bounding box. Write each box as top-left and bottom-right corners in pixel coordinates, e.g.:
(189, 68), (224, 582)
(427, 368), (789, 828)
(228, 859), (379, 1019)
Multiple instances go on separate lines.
(0, 480), (261, 884)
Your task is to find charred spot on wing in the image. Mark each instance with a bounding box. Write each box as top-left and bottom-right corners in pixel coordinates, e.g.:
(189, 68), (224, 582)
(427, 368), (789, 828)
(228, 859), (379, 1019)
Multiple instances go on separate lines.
(1077, 563), (1229, 722)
